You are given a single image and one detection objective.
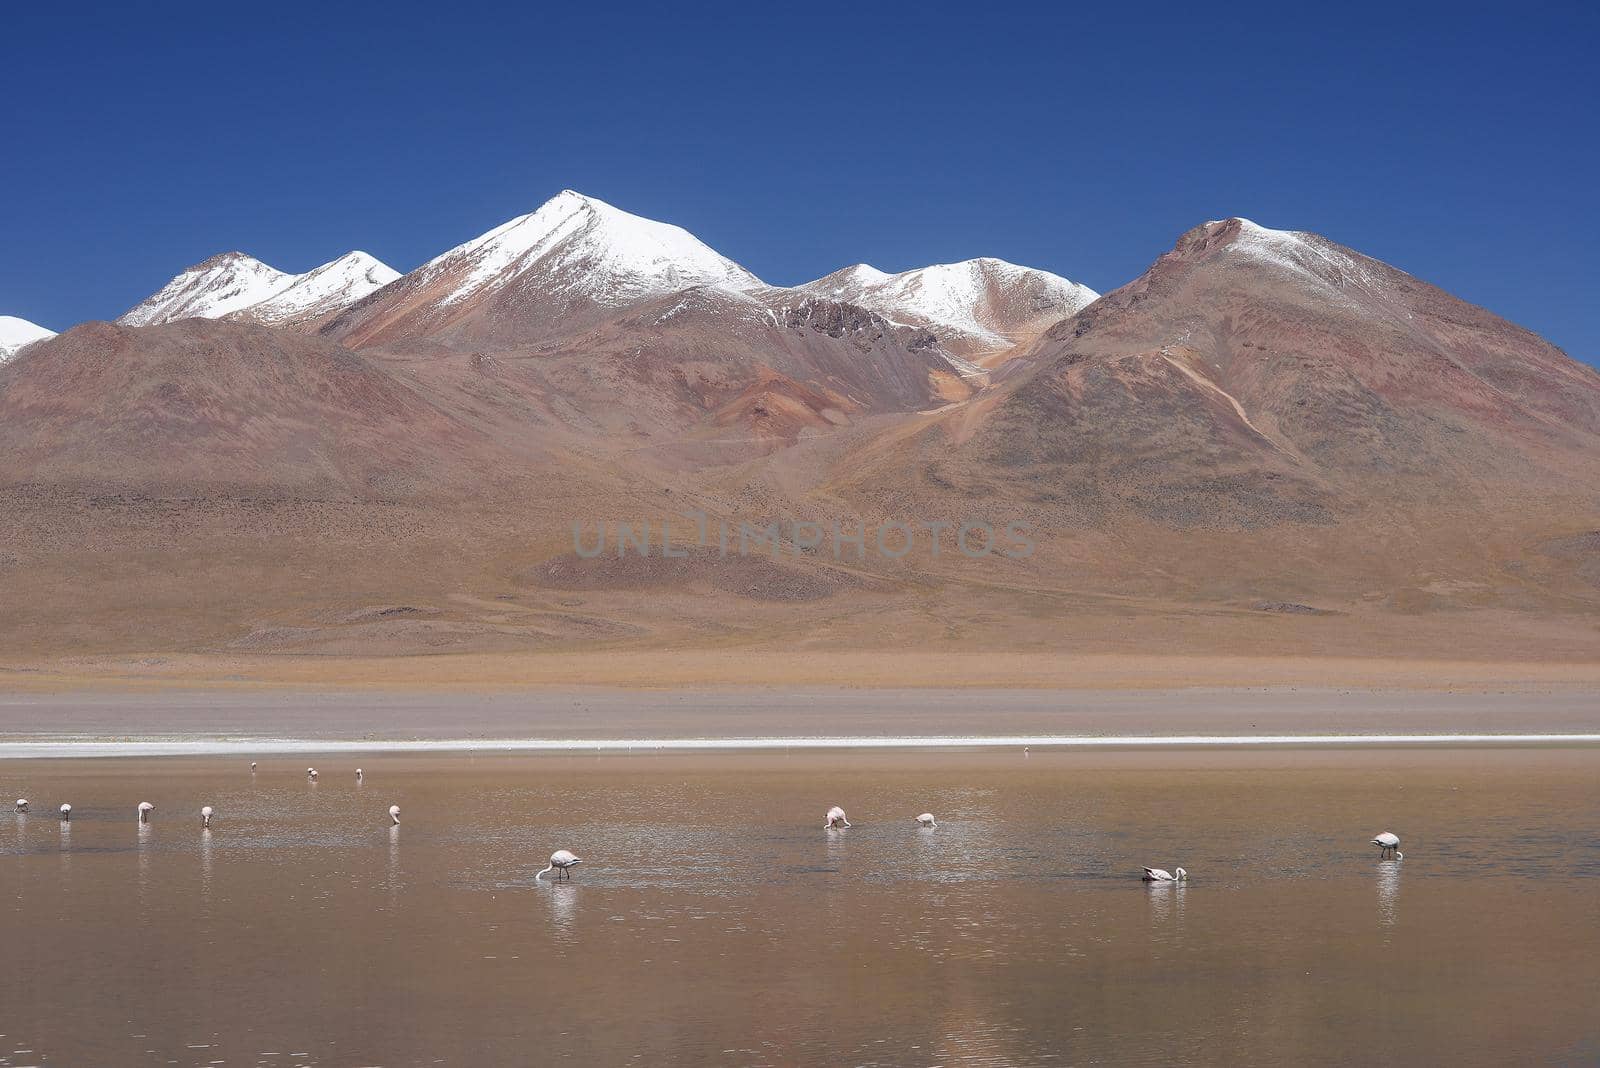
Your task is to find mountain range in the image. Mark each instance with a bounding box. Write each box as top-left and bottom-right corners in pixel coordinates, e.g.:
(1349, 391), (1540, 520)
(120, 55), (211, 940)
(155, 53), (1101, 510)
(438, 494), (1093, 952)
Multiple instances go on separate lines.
(1, 191), (1597, 663)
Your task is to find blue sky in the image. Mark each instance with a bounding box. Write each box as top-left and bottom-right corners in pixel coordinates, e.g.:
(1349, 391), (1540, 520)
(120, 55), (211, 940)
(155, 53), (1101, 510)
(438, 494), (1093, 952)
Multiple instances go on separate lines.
(3, 2), (1596, 361)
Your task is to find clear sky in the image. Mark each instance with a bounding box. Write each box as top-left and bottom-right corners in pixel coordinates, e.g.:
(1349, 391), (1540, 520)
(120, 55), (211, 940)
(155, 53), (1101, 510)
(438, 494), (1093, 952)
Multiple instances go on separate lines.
(3, 2), (1596, 361)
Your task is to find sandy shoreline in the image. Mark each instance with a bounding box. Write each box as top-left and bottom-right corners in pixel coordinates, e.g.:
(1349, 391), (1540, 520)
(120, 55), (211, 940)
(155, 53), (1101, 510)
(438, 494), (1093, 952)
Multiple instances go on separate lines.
(7, 650), (1600, 694)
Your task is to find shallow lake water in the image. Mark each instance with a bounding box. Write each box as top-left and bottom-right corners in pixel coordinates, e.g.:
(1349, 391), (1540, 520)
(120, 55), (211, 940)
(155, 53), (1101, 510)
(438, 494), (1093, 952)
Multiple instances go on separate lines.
(2, 747), (1598, 1066)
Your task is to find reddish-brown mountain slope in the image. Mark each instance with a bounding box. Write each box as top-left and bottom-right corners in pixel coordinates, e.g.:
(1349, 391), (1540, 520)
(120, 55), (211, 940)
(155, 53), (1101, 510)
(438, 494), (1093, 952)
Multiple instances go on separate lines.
(843, 218), (1600, 527)
(0, 320), (494, 497)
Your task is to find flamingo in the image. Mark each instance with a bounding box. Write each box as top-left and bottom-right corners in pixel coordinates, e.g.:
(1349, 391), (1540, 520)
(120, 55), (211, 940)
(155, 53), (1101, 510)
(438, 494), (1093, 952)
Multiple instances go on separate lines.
(356, 768), (364, 784)
(536, 849), (581, 880)
(915, 813), (937, 828)
(137, 801), (154, 823)
(1372, 832), (1403, 859)
(388, 804), (401, 825)
(825, 806), (850, 829)
(59, 803), (71, 821)
(201, 806), (214, 828)
(307, 767), (319, 782)
(14, 798), (27, 813)
(250, 762), (257, 773)
(1143, 866), (1187, 883)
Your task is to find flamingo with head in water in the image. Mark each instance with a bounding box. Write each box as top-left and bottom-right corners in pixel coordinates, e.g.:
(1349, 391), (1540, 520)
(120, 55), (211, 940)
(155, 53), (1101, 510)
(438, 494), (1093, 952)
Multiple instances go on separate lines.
(1372, 832), (1403, 859)
(14, 799), (27, 814)
(1143, 866), (1187, 883)
(388, 804), (401, 825)
(915, 813), (937, 828)
(137, 802), (154, 823)
(537, 849), (581, 880)
(825, 806), (850, 829)
(201, 806), (213, 829)
(59, 803), (71, 821)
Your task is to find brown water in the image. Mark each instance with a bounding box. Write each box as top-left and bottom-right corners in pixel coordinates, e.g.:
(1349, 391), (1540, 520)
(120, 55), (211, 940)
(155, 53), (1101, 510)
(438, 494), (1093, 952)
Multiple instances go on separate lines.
(2, 748), (1598, 1066)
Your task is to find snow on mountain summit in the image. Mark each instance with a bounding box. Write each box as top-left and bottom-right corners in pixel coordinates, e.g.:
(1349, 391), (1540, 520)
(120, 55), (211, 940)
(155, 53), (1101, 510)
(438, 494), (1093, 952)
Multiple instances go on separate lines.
(119, 252), (295, 327)
(111, 193), (1092, 358)
(417, 189), (764, 309)
(800, 257), (1098, 354)
(118, 250), (400, 328)
(241, 252), (401, 326)
(1194, 217), (1405, 312)
(0, 315), (56, 361)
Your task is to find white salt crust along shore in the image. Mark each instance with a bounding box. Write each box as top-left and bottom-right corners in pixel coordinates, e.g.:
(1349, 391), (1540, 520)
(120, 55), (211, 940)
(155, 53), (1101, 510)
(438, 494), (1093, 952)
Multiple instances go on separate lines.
(3, 733), (1599, 759)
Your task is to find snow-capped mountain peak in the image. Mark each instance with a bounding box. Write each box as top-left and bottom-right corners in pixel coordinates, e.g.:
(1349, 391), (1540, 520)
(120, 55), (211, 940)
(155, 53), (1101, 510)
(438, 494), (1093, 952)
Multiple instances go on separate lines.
(419, 189), (764, 309)
(1213, 218), (1330, 273)
(818, 263), (892, 289)
(119, 252), (295, 327)
(800, 257), (1098, 353)
(1202, 217), (1398, 310)
(118, 250), (400, 328)
(241, 251), (401, 325)
(0, 315), (57, 361)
